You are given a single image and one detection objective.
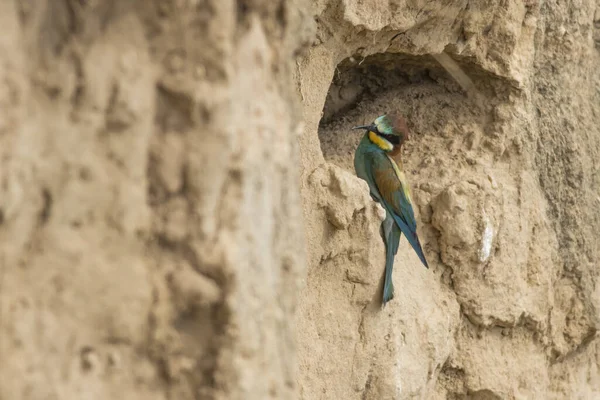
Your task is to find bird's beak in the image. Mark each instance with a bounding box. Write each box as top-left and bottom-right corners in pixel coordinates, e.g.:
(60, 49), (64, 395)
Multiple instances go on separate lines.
(352, 124), (375, 131)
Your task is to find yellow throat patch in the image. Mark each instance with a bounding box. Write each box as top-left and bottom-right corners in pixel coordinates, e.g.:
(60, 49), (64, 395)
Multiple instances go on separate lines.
(369, 130), (394, 151)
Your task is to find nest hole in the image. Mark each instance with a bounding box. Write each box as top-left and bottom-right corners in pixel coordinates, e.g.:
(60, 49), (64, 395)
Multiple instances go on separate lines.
(317, 52), (501, 174)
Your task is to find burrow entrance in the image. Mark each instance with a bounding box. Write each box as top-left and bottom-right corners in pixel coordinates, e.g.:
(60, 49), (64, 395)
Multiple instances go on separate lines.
(317, 52), (506, 177)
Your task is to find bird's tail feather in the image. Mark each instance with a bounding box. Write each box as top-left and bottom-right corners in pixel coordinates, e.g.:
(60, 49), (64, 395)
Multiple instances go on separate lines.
(382, 222), (401, 306)
(382, 254), (395, 305)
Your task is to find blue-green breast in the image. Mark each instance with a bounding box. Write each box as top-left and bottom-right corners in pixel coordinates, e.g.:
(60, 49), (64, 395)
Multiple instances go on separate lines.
(354, 133), (385, 200)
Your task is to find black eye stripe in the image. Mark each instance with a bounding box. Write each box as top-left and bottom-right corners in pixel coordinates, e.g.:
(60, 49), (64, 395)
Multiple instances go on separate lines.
(378, 131), (400, 145)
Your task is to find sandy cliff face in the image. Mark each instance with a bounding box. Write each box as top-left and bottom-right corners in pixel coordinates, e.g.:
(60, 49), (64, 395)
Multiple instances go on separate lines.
(0, 1), (307, 399)
(296, 0), (600, 399)
(0, 0), (598, 399)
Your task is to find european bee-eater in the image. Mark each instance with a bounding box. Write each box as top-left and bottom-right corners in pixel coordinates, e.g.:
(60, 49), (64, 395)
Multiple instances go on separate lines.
(352, 113), (428, 306)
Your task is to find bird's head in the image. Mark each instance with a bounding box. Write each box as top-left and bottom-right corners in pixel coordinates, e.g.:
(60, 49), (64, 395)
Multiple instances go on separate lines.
(352, 112), (410, 152)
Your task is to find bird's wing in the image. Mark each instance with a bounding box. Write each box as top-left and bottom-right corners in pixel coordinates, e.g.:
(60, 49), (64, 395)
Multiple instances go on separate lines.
(367, 152), (417, 234)
(363, 151), (429, 268)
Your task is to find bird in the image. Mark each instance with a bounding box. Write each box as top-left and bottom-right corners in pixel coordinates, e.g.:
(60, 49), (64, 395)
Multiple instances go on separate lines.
(352, 112), (428, 306)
